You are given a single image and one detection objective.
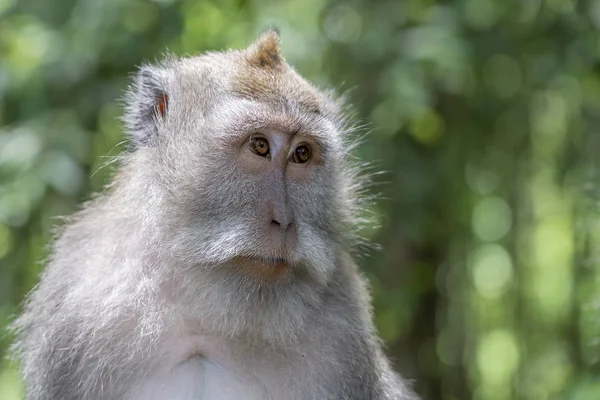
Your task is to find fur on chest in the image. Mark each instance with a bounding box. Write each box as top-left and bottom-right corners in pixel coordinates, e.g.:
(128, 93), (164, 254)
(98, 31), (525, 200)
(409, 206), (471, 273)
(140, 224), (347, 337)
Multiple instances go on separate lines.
(124, 333), (345, 400)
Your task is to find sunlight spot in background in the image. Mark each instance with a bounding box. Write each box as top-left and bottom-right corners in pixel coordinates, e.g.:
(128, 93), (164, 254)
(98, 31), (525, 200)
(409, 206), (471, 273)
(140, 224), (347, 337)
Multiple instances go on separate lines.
(378, 63), (430, 118)
(476, 330), (520, 386)
(0, 362), (22, 400)
(551, 75), (582, 115)
(472, 197), (512, 242)
(400, 23), (472, 94)
(39, 151), (85, 197)
(531, 219), (573, 321)
(323, 5), (362, 43)
(408, 108), (445, 145)
(528, 169), (574, 323)
(469, 244), (513, 299)
(0, 129), (41, 169)
(2, 16), (57, 83)
(181, 1), (226, 51)
(519, 345), (572, 399)
(0, 0), (14, 16)
(371, 99), (404, 136)
(465, 165), (500, 195)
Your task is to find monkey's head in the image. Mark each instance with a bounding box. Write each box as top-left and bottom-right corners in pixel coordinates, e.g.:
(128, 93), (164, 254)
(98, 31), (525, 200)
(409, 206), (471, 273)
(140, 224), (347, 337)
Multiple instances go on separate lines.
(122, 31), (359, 288)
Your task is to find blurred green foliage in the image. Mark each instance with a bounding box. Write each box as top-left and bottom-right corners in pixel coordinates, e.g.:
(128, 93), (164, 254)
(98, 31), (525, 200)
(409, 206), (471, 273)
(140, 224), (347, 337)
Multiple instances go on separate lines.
(2, 0), (600, 399)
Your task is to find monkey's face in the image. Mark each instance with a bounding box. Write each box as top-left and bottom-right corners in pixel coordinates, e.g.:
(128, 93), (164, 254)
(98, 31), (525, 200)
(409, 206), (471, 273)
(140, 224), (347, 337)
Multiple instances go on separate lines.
(165, 107), (342, 285)
(128, 33), (355, 287)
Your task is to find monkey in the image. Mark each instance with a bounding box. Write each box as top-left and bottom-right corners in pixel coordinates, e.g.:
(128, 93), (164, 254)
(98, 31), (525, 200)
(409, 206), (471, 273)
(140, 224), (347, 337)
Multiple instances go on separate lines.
(11, 31), (419, 400)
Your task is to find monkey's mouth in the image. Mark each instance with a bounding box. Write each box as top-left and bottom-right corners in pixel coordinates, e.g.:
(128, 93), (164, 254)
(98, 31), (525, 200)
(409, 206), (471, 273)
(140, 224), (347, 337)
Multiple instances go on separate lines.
(231, 255), (291, 281)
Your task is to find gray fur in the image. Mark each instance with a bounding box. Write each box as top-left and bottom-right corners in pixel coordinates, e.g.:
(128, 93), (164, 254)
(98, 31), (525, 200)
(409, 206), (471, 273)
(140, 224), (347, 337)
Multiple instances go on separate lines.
(11, 32), (419, 400)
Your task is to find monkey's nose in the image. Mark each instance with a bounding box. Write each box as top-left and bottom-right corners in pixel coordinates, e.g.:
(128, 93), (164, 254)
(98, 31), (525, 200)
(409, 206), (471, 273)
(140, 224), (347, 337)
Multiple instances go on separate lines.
(270, 216), (289, 231)
(268, 200), (293, 231)
(269, 217), (297, 248)
(271, 219), (283, 229)
(270, 217), (292, 235)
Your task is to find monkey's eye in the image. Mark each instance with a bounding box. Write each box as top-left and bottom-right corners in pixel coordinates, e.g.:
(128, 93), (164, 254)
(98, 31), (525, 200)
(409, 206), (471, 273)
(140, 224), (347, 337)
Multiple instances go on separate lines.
(249, 137), (270, 157)
(291, 144), (311, 164)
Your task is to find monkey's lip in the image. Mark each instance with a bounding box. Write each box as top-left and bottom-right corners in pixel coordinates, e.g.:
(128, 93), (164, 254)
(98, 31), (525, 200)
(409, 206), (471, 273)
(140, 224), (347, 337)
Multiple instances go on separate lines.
(231, 255), (291, 280)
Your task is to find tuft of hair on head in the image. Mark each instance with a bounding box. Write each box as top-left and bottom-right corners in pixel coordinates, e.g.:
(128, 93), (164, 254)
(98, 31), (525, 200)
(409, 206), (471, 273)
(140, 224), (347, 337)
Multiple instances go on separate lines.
(245, 29), (283, 69)
(122, 63), (171, 148)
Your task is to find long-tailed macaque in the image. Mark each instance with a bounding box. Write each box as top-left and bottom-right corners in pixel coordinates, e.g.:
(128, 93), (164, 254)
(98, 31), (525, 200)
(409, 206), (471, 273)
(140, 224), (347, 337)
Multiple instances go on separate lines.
(12, 31), (418, 400)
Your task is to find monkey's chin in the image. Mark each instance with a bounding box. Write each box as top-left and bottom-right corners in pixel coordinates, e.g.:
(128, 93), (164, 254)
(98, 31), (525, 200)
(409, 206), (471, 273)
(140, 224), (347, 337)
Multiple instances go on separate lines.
(231, 255), (291, 282)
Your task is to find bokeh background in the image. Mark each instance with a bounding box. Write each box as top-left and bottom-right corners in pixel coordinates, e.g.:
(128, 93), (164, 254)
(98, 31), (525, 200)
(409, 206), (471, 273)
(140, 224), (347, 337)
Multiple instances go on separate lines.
(1, 0), (600, 399)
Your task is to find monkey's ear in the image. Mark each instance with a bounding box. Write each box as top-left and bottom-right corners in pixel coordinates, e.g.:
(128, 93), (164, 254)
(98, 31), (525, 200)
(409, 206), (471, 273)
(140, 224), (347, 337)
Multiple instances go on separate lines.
(245, 29), (283, 69)
(123, 65), (170, 147)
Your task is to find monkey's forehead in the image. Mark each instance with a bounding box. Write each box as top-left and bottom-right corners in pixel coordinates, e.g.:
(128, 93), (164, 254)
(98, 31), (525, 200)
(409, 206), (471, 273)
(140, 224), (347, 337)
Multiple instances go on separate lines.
(171, 49), (328, 119)
(231, 59), (323, 115)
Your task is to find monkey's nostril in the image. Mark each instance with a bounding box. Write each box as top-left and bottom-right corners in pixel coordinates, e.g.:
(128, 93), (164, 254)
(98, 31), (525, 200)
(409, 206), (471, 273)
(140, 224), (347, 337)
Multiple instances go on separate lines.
(271, 220), (281, 228)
